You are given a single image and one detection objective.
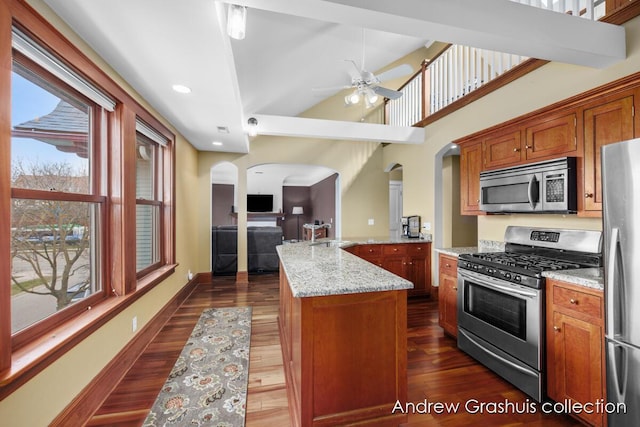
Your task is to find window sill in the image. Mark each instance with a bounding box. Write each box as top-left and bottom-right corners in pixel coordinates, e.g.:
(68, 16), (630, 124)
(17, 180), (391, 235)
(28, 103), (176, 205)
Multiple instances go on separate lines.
(0, 264), (177, 401)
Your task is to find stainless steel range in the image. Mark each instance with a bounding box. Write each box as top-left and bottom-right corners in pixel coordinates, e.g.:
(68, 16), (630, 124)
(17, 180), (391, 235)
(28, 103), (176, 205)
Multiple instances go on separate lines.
(457, 226), (602, 401)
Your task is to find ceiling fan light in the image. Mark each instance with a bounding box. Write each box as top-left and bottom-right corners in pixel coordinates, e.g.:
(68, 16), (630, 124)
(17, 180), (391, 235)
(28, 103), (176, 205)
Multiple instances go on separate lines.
(345, 91), (360, 105)
(227, 4), (247, 40)
(366, 90), (379, 105)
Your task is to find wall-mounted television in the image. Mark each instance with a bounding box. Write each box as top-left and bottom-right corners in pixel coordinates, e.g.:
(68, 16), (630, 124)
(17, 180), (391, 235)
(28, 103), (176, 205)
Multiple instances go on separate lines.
(247, 194), (273, 212)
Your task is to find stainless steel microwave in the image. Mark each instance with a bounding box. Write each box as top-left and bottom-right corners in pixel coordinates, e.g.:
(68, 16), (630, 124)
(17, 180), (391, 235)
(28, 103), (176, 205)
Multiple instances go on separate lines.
(479, 157), (577, 213)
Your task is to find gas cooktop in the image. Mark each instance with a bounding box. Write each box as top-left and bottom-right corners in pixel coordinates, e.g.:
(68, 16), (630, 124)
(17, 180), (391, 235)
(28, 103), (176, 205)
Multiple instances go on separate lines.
(457, 226), (603, 289)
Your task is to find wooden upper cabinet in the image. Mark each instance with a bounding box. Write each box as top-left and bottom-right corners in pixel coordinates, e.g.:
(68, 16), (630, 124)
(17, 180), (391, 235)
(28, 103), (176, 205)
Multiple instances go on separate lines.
(482, 129), (522, 169)
(582, 93), (635, 213)
(524, 112), (577, 161)
(460, 140), (483, 215)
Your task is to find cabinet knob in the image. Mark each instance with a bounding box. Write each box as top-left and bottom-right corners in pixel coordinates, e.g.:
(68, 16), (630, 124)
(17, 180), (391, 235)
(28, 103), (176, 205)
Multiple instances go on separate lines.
(513, 148), (520, 152)
(584, 192), (594, 198)
(393, 248), (398, 252)
(554, 326), (561, 332)
(452, 286), (458, 291)
(525, 145), (532, 149)
(445, 264), (451, 268)
(570, 298), (578, 305)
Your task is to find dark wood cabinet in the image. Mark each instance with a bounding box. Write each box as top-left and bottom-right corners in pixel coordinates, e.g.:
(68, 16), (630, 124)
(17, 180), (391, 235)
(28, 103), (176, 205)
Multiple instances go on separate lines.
(483, 129), (523, 169)
(582, 93), (635, 213)
(460, 140), (483, 215)
(454, 74), (640, 216)
(354, 243), (431, 297)
(437, 254), (458, 338)
(546, 279), (605, 427)
(279, 264), (408, 426)
(524, 112), (577, 161)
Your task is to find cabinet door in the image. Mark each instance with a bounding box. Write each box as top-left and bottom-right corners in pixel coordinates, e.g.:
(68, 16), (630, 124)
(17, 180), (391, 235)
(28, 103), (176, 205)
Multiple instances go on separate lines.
(524, 113), (577, 161)
(406, 256), (429, 297)
(460, 141), (483, 215)
(547, 311), (604, 427)
(382, 256), (406, 279)
(583, 95), (634, 212)
(483, 130), (522, 169)
(439, 274), (458, 338)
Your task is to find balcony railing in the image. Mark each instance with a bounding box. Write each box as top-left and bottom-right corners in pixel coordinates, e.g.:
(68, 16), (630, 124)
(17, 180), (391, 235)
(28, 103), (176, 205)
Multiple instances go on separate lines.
(385, 0), (607, 127)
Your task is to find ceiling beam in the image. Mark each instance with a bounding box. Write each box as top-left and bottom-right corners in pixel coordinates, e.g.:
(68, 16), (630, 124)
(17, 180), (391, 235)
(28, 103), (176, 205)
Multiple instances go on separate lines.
(250, 114), (425, 144)
(222, 0), (625, 68)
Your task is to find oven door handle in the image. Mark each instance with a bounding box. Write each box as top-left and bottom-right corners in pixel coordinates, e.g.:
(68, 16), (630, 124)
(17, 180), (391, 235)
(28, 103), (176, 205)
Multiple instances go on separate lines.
(459, 329), (538, 378)
(458, 269), (538, 298)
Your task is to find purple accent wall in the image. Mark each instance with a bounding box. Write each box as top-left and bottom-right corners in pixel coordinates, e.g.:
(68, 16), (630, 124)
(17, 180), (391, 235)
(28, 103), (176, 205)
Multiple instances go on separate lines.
(282, 186), (310, 241)
(212, 184), (235, 225)
(310, 173), (337, 238)
(282, 173), (337, 241)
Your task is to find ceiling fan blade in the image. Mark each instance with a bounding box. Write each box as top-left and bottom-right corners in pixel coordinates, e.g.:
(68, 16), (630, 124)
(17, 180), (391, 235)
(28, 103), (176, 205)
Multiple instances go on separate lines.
(372, 86), (403, 100)
(374, 64), (413, 82)
(311, 84), (351, 93)
(345, 59), (363, 81)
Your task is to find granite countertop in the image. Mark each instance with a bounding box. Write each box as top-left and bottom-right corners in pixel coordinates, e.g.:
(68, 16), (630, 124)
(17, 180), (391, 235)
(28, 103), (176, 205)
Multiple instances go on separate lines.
(542, 268), (604, 291)
(276, 239), (414, 298)
(435, 240), (505, 258)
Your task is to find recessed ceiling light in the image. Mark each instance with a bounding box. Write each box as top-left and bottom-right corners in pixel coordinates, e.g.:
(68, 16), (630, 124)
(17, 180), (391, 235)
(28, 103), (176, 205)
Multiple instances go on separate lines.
(212, 141), (223, 146)
(172, 84), (191, 94)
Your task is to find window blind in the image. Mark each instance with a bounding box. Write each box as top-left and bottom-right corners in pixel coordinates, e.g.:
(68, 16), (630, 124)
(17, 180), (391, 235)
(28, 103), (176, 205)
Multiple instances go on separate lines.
(136, 119), (169, 146)
(12, 26), (116, 112)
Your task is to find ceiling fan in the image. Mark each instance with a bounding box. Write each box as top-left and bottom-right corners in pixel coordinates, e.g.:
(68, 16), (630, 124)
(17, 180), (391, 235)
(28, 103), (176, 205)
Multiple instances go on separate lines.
(312, 30), (413, 108)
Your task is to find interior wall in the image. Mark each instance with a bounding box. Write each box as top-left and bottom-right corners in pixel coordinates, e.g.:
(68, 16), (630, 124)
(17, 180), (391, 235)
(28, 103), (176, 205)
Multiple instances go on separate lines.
(282, 186), (311, 240)
(212, 184), (235, 225)
(310, 173), (337, 238)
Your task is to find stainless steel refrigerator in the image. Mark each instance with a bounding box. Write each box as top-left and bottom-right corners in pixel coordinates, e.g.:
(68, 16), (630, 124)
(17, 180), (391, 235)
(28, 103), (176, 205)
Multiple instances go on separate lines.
(602, 138), (640, 427)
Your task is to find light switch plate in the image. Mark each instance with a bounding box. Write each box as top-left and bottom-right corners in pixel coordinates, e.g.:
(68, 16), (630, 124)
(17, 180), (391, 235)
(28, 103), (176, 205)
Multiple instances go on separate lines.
(368, 218), (374, 226)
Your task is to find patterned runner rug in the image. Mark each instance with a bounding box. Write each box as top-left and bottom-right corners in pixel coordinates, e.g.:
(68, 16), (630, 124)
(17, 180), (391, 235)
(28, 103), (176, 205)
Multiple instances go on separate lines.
(143, 306), (252, 426)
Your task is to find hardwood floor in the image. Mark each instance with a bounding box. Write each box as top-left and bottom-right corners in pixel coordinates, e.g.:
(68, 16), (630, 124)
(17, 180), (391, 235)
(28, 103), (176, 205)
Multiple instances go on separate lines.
(88, 273), (582, 426)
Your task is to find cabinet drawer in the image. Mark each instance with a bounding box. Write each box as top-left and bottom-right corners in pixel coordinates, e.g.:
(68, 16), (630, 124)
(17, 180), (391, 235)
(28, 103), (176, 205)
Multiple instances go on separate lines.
(383, 244), (407, 256)
(439, 255), (458, 277)
(553, 285), (603, 319)
(407, 243), (429, 256)
(359, 244), (382, 257)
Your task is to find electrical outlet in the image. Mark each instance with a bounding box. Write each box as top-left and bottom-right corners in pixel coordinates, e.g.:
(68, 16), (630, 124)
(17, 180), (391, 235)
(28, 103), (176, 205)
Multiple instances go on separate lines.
(423, 222), (431, 231)
(368, 218), (374, 226)
(132, 316), (138, 333)
(187, 270), (193, 281)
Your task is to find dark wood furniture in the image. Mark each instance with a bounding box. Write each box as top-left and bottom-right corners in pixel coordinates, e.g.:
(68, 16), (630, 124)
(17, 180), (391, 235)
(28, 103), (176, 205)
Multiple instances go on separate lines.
(455, 73), (640, 217)
(303, 226), (328, 241)
(546, 278), (606, 427)
(437, 254), (459, 338)
(278, 263), (408, 427)
(348, 242), (432, 298)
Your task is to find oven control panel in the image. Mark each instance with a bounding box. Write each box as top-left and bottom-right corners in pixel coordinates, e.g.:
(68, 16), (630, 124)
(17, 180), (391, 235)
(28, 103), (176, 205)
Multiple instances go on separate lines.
(530, 231), (560, 243)
(458, 260), (542, 289)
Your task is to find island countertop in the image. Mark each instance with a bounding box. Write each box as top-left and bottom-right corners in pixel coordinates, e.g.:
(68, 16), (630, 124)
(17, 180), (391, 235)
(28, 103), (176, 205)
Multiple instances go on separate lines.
(276, 239), (414, 298)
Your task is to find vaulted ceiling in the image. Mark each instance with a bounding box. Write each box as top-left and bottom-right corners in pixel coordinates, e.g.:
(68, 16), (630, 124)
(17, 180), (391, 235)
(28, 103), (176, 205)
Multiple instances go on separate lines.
(43, 0), (625, 154)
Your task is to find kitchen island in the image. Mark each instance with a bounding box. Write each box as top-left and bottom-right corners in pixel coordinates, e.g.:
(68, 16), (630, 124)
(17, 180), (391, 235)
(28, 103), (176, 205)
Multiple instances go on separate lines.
(276, 240), (412, 427)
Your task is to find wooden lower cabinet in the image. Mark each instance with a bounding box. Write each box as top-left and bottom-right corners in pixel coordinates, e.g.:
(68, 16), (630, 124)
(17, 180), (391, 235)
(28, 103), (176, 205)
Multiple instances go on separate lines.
(358, 243), (431, 298)
(278, 265), (408, 426)
(546, 279), (606, 427)
(437, 254), (458, 338)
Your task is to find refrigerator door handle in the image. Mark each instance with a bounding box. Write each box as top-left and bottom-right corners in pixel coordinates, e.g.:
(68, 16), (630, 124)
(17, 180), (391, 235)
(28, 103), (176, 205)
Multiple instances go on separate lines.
(607, 340), (629, 405)
(606, 227), (624, 338)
